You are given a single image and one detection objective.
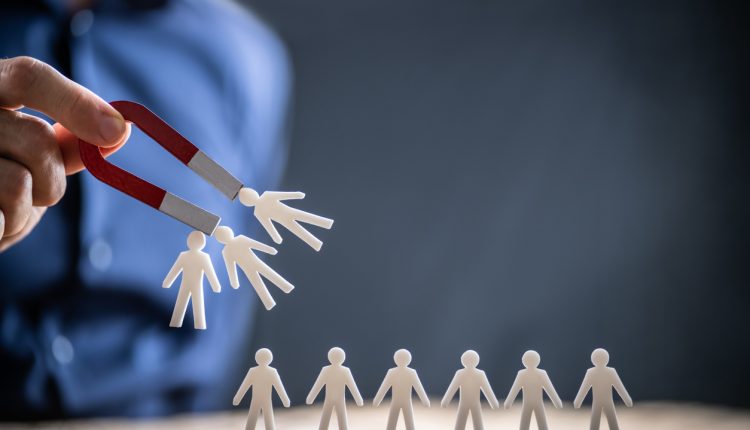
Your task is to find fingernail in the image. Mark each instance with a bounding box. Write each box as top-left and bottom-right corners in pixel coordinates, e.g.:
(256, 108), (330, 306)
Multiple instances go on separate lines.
(99, 113), (126, 145)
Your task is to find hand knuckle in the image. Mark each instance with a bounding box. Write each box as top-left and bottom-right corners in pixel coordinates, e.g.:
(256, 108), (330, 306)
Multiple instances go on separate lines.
(5, 167), (32, 207)
(21, 114), (55, 143)
(37, 161), (66, 206)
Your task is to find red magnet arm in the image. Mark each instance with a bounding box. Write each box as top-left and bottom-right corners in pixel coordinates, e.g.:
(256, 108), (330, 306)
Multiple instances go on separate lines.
(79, 101), (244, 235)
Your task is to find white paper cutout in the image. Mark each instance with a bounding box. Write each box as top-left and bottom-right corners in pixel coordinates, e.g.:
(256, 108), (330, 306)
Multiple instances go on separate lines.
(504, 350), (563, 430)
(162, 231), (221, 330)
(239, 188), (334, 251)
(373, 349), (431, 430)
(233, 348), (291, 430)
(306, 347), (364, 430)
(441, 350), (500, 430)
(214, 226), (294, 310)
(573, 348), (633, 430)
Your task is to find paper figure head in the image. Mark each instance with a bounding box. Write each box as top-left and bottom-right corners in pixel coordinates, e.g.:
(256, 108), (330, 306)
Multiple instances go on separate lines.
(239, 187), (260, 207)
(394, 349), (412, 367)
(214, 226), (234, 244)
(522, 350), (540, 369)
(461, 350), (480, 368)
(187, 231), (206, 250)
(255, 348), (273, 366)
(591, 348), (609, 367)
(328, 347), (346, 365)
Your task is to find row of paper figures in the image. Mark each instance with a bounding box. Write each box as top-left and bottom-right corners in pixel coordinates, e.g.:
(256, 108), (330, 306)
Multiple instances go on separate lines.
(234, 347), (632, 430)
(162, 188), (333, 329)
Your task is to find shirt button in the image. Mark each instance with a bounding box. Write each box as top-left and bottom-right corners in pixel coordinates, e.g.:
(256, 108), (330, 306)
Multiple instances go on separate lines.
(70, 9), (94, 37)
(52, 335), (75, 365)
(89, 238), (113, 271)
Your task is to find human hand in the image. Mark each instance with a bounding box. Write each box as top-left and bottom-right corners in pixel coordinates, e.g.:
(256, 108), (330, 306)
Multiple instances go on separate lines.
(232, 396), (240, 406)
(0, 57), (129, 252)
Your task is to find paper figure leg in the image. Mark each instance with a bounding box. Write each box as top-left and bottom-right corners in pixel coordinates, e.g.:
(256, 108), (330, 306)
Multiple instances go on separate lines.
(520, 405), (533, 430)
(589, 404), (603, 430)
(534, 406), (549, 430)
(284, 220), (323, 251)
(403, 405), (416, 430)
(262, 404), (275, 430)
(169, 288), (191, 328)
(247, 271), (277, 310)
(603, 404), (619, 430)
(386, 406), (400, 430)
(293, 208), (334, 229)
(319, 402), (334, 430)
(191, 289), (206, 330)
(335, 400), (349, 430)
(470, 404), (484, 430)
(258, 261), (294, 294)
(245, 401), (261, 430)
(454, 406), (470, 430)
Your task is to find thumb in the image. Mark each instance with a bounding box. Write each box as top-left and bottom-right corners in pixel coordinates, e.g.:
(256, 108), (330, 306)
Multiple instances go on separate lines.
(54, 122), (131, 175)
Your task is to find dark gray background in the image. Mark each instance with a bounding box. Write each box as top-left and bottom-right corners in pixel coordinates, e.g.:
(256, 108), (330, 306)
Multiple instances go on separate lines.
(243, 0), (749, 406)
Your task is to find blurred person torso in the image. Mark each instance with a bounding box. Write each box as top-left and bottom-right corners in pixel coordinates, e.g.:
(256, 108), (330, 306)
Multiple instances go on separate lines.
(0, 0), (290, 419)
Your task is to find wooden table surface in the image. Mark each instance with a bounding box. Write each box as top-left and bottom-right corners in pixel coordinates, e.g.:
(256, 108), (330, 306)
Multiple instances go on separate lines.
(2, 402), (749, 429)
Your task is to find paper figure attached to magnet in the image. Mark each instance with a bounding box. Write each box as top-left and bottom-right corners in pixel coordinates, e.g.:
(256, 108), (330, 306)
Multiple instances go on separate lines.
(214, 226), (294, 310)
(233, 348), (291, 430)
(162, 231), (221, 329)
(239, 187), (334, 251)
(573, 348), (633, 430)
(504, 350), (563, 430)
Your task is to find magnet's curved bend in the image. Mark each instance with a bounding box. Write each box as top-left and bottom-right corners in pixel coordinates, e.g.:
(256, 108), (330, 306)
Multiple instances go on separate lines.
(78, 101), (244, 235)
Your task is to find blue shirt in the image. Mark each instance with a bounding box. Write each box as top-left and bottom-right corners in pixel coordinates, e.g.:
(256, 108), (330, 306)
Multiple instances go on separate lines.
(0, 0), (290, 418)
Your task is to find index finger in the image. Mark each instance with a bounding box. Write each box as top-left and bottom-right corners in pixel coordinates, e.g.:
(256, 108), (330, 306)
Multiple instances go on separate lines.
(0, 56), (126, 147)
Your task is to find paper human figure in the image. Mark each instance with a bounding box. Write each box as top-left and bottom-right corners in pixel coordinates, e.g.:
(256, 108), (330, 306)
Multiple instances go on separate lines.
(213, 226), (294, 310)
(162, 231), (221, 329)
(573, 348), (633, 430)
(233, 348), (291, 430)
(239, 187), (334, 251)
(504, 350), (563, 430)
(373, 349), (431, 430)
(441, 350), (500, 430)
(306, 347), (364, 430)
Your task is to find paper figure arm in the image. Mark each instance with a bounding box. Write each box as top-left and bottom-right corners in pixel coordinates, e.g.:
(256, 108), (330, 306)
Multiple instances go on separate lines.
(258, 215), (283, 244)
(345, 368), (364, 406)
(273, 369), (292, 408)
(412, 369), (431, 407)
(202, 254), (221, 293)
(503, 372), (523, 409)
(441, 372), (460, 407)
(372, 369), (393, 407)
(480, 371), (500, 409)
(162, 253), (185, 288)
(306, 370), (326, 405)
(238, 235), (278, 255)
(573, 370), (593, 408)
(612, 369), (633, 407)
(542, 371), (563, 408)
(264, 191), (305, 201)
(223, 250), (240, 289)
(232, 369), (254, 406)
